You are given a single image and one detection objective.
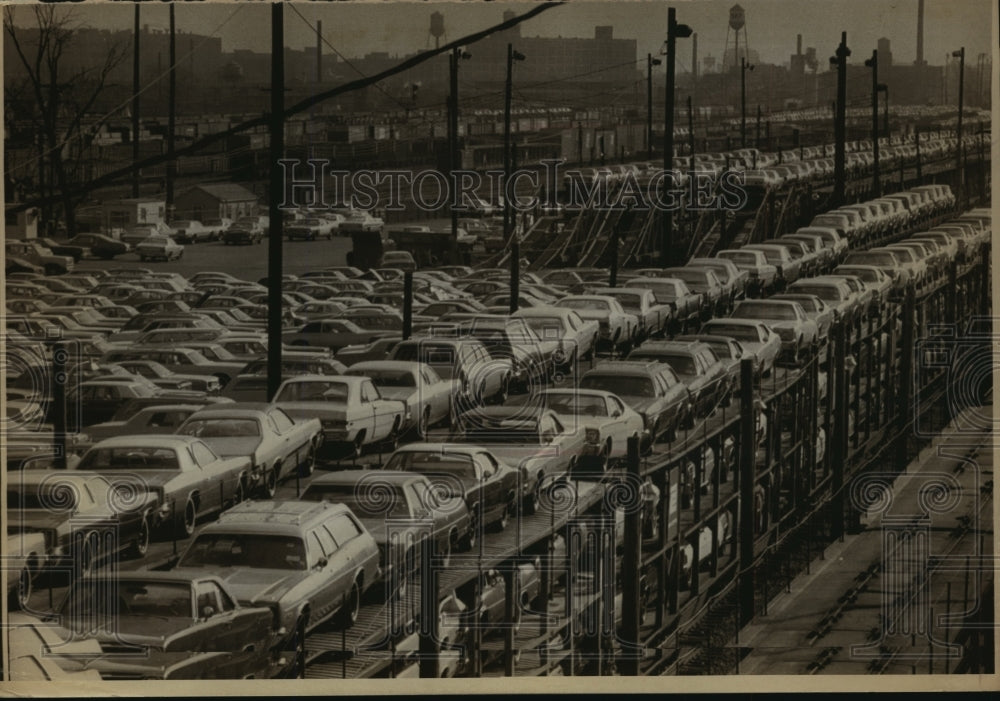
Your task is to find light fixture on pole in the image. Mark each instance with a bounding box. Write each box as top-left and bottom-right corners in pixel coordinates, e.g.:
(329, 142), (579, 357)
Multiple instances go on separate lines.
(647, 54), (662, 158)
(741, 57), (754, 148)
(829, 32), (850, 208)
(505, 44), (525, 314)
(661, 7), (693, 268)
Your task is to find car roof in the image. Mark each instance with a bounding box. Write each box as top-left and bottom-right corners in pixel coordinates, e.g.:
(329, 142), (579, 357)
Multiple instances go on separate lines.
(346, 360), (422, 373)
(209, 500), (353, 532)
(279, 373), (365, 385)
(308, 470), (422, 487)
(88, 435), (203, 449)
(186, 403), (276, 418)
(587, 361), (661, 375)
(631, 340), (706, 353)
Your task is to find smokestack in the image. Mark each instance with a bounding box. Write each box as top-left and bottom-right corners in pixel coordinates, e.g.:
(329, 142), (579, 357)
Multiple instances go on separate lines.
(797, 34), (802, 56)
(692, 33), (698, 81)
(316, 20), (322, 82)
(916, 0), (924, 65)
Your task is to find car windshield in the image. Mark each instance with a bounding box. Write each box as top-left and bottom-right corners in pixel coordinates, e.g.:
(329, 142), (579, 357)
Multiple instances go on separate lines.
(719, 251), (760, 264)
(559, 298), (608, 311)
(178, 419), (260, 438)
(77, 447), (180, 471)
(544, 392), (607, 417)
(705, 324), (761, 342)
(838, 269), (878, 282)
(179, 534), (308, 570)
(656, 354), (697, 375)
(67, 581), (192, 619)
(733, 303), (797, 320)
(606, 294), (640, 311)
(357, 370), (416, 388)
(384, 451), (477, 480)
(886, 248), (914, 263)
(302, 484), (411, 518)
(792, 285), (842, 301)
(581, 374), (654, 397)
(848, 252), (897, 266)
(522, 317), (564, 338)
(275, 381), (350, 402)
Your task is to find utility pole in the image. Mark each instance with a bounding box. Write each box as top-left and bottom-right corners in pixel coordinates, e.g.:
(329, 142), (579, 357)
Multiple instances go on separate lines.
(132, 5), (141, 198)
(266, 2), (285, 401)
(953, 47), (965, 200)
(830, 32), (850, 207)
(166, 4), (176, 221)
(661, 7), (693, 266)
(647, 54), (661, 158)
(741, 57), (753, 148)
(865, 50), (880, 197)
(449, 48), (470, 266)
(505, 44), (525, 314)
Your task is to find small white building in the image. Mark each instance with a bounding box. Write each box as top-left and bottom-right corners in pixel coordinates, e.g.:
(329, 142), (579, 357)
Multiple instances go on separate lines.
(4, 205), (39, 239)
(102, 197), (166, 235)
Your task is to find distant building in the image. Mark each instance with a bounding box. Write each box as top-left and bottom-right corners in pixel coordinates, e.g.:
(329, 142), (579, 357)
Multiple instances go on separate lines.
(102, 197), (166, 234)
(877, 38), (892, 68)
(174, 183), (258, 222)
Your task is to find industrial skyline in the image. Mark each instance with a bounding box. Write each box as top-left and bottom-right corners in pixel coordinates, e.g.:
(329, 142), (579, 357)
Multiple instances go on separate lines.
(5, 0), (991, 71)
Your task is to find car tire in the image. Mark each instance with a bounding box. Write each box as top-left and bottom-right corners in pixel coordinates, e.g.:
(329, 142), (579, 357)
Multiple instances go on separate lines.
(178, 497), (197, 538)
(417, 407), (431, 440)
(231, 477), (246, 507)
(286, 613), (308, 678)
(16, 565), (32, 610)
(337, 577), (362, 628)
(493, 503), (511, 532)
(524, 479), (541, 515)
(461, 513), (478, 551)
(127, 512), (151, 559)
(263, 465), (279, 498)
(75, 531), (98, 577)
(301, 441), (317, 477)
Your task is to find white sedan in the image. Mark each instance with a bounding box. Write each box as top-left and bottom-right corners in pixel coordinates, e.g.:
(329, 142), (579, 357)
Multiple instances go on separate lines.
(136, 235), (184, 262)
(518, 388), (647, 469)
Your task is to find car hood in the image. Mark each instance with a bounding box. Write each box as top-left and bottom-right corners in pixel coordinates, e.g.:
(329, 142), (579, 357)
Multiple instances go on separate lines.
(9, 510), (67, 533)
(95, 615), (195, 651)
(210, 567), (308, 606)
(196, 436), (262, 458)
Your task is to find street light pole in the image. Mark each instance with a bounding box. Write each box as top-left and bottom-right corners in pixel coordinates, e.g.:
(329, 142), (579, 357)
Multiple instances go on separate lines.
(879, 84), (889, 138)
(661, 7), (693, 267)
(449, 48), (471, 266)
(166, 4), (176, 222)
(505, 44), (525, 314)
(132, 5), (141, 198)
(741, 57), (753, 148)
(647, 54), (661, 159)
(266, 2), (285, 401)
(953, 47), (965, 201)
(865, 50), (880, 197)
(830, 32), (851, 208)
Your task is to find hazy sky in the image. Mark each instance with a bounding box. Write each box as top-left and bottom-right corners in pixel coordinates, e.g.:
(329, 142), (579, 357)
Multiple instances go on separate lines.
(7, 0), (993, 69)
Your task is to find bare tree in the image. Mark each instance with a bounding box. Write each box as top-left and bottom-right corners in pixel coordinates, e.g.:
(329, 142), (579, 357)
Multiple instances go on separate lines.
(4, 6), (127, 236)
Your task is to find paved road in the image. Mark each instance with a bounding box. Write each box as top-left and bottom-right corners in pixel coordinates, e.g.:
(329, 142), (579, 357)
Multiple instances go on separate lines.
(73, 217), (456, 280)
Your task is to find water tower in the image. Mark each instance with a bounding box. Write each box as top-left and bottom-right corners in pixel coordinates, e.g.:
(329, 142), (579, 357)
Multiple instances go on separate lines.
(723, 4), (750, 72)
(429, 11), (445, 49)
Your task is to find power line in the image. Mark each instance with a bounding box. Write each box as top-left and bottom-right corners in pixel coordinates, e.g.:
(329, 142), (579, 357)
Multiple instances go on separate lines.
(7, 1), (565, 214)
